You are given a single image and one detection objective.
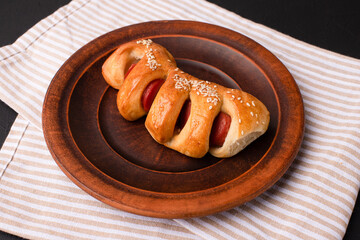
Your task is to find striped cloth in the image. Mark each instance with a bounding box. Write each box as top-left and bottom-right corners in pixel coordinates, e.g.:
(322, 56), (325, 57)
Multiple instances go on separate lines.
(1, 0), (360, 239)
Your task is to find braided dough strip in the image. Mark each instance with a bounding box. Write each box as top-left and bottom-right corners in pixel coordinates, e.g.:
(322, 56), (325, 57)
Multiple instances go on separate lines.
(102, 39), (270, 158)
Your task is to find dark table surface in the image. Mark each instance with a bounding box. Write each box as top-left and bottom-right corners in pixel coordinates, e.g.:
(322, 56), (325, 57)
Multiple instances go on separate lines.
(0, 1), (359, 239)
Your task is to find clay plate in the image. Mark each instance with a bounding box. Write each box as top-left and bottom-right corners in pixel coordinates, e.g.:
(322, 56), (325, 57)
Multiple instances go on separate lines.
(42, 20), (304, 218)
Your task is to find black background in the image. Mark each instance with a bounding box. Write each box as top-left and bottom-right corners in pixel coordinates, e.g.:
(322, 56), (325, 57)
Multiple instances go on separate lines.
(0, 0), (359, 239)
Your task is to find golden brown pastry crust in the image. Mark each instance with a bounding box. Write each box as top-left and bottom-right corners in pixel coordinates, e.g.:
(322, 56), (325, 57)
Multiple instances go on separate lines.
(102, 39), (270, 158)
(208, 86), (270, 158)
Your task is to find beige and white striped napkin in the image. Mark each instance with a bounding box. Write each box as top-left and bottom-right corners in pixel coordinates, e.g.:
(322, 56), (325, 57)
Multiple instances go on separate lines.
(1, 0), (360, 239)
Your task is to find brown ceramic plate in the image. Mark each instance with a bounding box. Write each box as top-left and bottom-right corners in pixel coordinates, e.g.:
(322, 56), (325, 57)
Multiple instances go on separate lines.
(42, 20), (304, 218)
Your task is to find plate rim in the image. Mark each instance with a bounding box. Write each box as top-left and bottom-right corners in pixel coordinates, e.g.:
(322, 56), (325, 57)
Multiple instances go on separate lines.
(42, 20), (304, 218)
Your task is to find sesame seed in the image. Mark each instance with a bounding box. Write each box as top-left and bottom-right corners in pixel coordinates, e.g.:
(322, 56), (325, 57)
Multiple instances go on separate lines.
(241, 130), (244, 135)
(239, 119), (242, 123)
(209, 106), (213, 110)
(252, 101), (256, 106)
(144, 48), (161, 71)
(192, 81), (220, 104)
(255, 113), (258, 118)
(172, 72), (220, 107)
(167, 59), (171, 62)
(136, 39), (153, 47)
(237, 97), (241, 100)
(256, 121), (259, 124)
(250, 112), (254, 116)
(174, 74), (193, 91)
(246, 103), (251, 107)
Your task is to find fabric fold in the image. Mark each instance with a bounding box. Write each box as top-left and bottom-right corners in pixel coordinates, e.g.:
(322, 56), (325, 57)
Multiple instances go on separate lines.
(0, 116), (200, 240)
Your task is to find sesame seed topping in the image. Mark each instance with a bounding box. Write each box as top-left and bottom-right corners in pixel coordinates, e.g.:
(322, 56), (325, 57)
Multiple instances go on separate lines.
(136, 39), (153, 47)
(136, 39), (161, 70)
(172, 74), (221, 109)
(193, 82), (220, 105)
(144, 48), (161, 71)
(209, 106), (213, 110)
(252, 101), (256, 106)
(255, 113), (258, 118)
(167, 59), (172, 62)
(241, 130), (244, 135)
(173, 74), (191, 91)
(239, 119), (242, 123)
(250, 111), (254, 116)
(246, 103), (251, 107)
(237, 97), (241, 100)
(256, 121), (259, 124)
(175, 68), (179, 71)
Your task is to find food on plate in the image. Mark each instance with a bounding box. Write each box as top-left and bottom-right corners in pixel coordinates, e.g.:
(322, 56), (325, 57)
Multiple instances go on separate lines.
(102, 39), (270, 158)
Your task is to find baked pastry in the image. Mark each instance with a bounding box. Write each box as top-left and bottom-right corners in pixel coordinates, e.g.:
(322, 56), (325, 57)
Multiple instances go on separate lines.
(102, 39), (270, 158)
